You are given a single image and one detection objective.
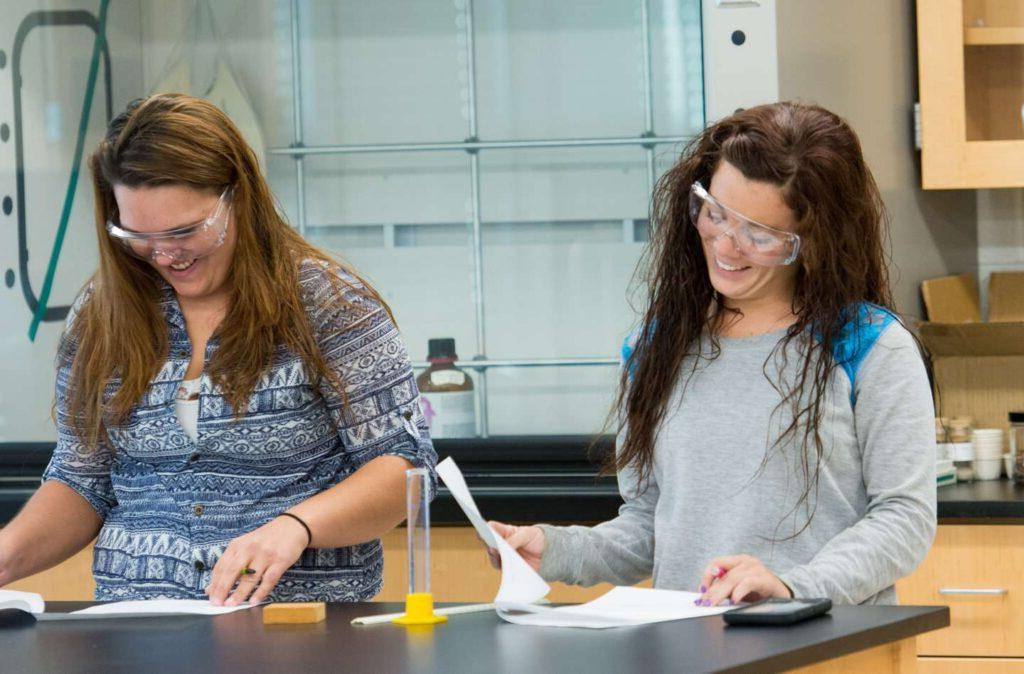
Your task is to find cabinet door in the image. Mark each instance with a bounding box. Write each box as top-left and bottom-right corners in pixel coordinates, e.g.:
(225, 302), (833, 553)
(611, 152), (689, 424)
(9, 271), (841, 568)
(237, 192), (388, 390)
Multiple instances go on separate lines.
(918, 0), (1024, 188)
(896, 525), (1024, 656)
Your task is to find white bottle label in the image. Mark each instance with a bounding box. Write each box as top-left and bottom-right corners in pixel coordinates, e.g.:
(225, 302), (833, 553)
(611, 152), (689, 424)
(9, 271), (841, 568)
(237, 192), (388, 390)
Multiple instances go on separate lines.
(419, 390), (475, 438)
(429, 370), (466, 387)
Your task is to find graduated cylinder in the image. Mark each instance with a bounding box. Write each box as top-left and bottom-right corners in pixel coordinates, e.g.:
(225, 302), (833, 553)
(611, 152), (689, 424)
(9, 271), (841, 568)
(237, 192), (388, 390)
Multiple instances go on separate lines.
(393, 467), (446, 625)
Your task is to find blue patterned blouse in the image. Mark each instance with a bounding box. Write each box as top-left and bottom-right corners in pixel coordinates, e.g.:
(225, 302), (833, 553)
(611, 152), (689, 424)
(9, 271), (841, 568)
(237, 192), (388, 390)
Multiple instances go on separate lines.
(44, 261), (437, 601)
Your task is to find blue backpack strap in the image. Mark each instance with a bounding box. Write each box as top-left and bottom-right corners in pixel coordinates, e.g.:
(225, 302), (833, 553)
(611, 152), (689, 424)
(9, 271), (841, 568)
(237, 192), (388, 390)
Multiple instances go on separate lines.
(622, 320), (656, 381)
(622, 329), (640, 380)
(828, 303), (897, 407)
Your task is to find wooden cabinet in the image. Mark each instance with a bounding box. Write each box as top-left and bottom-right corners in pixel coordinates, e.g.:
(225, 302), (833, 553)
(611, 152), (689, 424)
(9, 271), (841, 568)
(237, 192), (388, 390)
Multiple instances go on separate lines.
(896, 525), (1024, 659)
(917, 0), (1024, 188)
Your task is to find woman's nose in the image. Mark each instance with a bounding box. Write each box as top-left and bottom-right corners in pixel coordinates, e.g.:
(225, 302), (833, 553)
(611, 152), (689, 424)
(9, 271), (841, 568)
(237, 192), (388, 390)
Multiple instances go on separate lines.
(151, 250), (178, 266)
(712, 230), (742, 257)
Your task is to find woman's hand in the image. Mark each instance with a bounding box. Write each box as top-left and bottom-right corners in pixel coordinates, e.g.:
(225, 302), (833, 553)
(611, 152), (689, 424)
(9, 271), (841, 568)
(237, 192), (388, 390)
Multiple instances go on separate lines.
(486, 521), (545, 572)
(206, 515), (310, 606)
(696, 554), (792, 606)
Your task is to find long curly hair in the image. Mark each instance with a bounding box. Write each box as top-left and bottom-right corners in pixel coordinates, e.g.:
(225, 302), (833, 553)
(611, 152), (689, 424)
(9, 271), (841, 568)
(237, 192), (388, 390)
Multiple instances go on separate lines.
(608, 101), (897, 535)
(65, 93), (386, 449)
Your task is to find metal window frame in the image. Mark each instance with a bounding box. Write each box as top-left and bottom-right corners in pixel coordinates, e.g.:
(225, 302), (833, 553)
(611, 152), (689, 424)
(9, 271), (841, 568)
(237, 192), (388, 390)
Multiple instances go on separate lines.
(280, 0), (691, 437)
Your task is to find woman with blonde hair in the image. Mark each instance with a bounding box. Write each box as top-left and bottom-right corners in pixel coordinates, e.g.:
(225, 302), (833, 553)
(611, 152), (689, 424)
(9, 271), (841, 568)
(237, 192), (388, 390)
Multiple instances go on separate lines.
(0, 94), (436, 605)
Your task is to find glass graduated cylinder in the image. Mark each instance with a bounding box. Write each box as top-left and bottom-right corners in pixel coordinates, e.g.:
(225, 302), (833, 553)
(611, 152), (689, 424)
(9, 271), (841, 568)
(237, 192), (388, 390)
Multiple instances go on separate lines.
(405, 468), (432, 595)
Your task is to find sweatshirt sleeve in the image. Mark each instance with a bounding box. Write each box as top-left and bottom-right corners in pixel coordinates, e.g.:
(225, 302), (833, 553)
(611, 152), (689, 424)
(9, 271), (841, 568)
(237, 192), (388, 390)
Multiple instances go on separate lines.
(778, 322), (937, 604)
(537, 425), (657, 587)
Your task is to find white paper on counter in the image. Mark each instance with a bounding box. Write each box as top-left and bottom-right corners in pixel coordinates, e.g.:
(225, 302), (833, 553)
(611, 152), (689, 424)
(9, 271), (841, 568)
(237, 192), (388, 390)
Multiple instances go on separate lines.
(499, 587), (730, 629)
(435, 457), (730, 629)
(0, 589), (45, 614)
(70, 599), (261, 616)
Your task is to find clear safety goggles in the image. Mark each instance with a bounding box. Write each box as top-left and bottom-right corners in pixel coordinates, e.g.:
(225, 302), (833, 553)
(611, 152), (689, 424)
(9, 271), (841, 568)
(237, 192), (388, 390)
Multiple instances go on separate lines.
(106, 187), (232, 263)
(688, 181), (800, 266)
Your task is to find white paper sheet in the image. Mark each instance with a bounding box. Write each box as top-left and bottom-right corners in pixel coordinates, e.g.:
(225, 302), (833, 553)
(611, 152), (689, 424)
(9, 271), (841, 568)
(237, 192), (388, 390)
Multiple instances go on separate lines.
(436, 457), (550, 605)
(435, 457), (730, 629)
(499, 587), (730, 628)
(0, 589), (45, 614)
(71, 599), (260, 616)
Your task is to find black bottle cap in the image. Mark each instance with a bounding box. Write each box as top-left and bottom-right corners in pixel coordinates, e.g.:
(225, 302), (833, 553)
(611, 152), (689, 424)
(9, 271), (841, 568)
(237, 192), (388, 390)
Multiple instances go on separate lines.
(1010, 411), (1024, 424)
(427, 338), (458, 361)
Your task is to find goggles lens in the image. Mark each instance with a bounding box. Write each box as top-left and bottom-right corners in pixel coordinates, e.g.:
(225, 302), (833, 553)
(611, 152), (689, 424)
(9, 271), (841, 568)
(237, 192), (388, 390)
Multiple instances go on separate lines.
(688, 181), (800, 266)
(106, 187), (232, 263)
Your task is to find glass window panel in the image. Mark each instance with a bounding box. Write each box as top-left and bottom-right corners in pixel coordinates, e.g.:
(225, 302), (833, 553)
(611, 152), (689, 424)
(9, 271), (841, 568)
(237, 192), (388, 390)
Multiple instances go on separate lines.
(298, 0), (467, 146)
(480, 147), (648, 362)
(475, 0), (645, 140)
(300, 153), (477, 365)
(486, 367), (619, 436)
(475, 0), (703, 140)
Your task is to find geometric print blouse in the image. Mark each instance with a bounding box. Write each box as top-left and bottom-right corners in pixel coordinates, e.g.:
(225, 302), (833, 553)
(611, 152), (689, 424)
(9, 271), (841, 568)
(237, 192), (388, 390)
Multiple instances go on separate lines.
(43, 260), (437, 601)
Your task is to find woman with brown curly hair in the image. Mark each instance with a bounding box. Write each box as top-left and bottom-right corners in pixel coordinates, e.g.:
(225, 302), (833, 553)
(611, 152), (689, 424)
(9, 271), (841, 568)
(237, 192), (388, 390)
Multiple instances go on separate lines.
(490, 101), (936, 606)
(0, 94), (436, 605)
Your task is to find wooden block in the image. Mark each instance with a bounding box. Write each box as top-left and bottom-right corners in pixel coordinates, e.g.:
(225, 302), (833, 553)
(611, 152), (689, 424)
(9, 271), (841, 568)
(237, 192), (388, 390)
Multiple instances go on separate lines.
(262, 602), (326, 625)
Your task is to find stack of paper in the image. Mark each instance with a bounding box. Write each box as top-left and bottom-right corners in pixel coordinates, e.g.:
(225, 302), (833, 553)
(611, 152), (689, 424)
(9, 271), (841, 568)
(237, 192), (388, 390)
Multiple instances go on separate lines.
(436, 457), (730, 629)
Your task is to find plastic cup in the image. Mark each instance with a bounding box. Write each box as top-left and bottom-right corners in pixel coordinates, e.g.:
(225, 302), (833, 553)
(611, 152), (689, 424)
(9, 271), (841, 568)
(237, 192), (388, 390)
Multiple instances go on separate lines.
(974, 458), (1002, 480)
(972, 429), (1004, 459)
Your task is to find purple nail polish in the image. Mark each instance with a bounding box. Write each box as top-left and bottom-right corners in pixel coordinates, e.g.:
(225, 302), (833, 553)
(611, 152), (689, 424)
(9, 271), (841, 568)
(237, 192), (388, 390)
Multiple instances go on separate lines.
(693, 598), (700, 605)
(723, 599), (734, 607)
(700, 584), (707, 593)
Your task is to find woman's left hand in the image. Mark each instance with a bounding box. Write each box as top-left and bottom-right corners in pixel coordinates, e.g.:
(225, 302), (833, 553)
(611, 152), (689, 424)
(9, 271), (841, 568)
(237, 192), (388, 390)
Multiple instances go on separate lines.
(206, 516), (309, 606)
(696, 554), (792, 607)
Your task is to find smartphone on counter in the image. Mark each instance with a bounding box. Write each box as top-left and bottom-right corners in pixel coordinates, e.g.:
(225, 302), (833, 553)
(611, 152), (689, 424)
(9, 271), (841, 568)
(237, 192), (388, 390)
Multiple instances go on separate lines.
(723, 598), (832, 626)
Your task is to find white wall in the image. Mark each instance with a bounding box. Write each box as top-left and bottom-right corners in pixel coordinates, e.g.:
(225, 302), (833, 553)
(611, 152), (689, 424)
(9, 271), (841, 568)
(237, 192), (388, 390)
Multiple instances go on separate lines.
(775, 0), (979, 320)
(977, 190), (1024, 317)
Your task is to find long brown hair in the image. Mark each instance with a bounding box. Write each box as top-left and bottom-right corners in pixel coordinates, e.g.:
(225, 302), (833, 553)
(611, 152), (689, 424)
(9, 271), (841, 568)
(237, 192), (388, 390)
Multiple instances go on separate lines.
(609, 101), (896, 533)
(65, 93), (386, 449)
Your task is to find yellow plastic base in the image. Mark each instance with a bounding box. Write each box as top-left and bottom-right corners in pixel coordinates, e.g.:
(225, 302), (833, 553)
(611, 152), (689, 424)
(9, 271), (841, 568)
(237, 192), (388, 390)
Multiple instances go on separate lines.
(392, 593), (448, 625)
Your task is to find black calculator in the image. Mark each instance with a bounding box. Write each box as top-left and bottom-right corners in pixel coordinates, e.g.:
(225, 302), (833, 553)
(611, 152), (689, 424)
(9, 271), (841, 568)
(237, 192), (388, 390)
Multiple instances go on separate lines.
(722, 598), (832, 626)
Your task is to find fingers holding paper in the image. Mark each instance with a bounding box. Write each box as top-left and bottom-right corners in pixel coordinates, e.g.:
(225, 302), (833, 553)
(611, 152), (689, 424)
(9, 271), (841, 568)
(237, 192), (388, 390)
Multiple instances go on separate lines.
(487, 521), (545, 572)
(696, 554), (792, 607)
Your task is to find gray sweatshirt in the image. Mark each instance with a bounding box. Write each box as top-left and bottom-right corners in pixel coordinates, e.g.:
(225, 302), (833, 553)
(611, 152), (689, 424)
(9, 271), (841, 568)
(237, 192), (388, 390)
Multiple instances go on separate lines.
(539, 319), (937, 604)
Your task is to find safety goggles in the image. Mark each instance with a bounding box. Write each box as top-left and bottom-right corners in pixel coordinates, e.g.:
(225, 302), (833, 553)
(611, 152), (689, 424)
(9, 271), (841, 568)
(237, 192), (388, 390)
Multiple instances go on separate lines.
(106, 187), (232, 263)
(688, 181), (800, 266)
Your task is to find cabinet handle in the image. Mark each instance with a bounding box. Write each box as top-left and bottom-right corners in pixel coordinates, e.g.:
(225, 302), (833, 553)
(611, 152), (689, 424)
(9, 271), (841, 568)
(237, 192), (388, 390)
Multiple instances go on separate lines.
(937, 588), (1008, 596)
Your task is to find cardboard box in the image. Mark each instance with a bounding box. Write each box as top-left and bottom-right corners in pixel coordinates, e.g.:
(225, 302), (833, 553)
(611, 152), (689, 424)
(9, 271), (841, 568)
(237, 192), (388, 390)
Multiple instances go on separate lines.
(919, 272), (1024, 436)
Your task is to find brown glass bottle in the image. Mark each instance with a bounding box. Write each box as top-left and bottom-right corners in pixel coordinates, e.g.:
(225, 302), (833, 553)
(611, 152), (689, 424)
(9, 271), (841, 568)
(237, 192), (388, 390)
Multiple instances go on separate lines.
(416, 338), (476, 438)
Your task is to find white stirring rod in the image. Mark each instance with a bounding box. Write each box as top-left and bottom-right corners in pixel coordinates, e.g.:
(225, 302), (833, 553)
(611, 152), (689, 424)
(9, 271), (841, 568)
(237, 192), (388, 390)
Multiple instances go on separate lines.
(352, 602), (495, 625)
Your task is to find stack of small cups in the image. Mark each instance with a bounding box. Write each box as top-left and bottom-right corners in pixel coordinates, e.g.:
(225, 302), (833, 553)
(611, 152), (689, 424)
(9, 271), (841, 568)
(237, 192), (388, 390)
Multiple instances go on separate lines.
(972, 428), (1005, 480)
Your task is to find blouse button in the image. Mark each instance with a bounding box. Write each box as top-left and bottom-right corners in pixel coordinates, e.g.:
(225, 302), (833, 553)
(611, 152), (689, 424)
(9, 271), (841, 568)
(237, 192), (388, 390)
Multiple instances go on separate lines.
(194, 560), (205, 572)
(403, 410), (413, 420)
(193, 504), (205, 517)
(189, 453), (201, 464)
